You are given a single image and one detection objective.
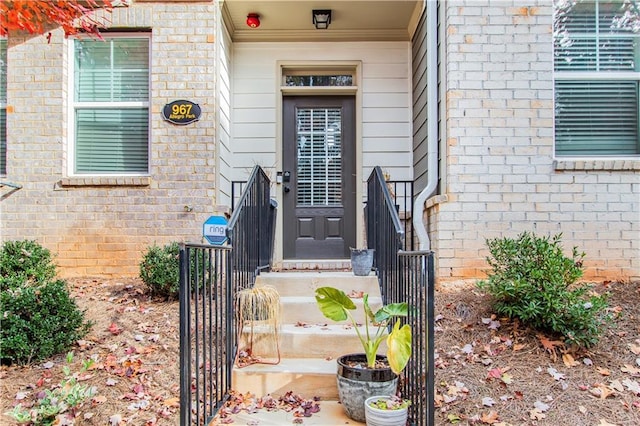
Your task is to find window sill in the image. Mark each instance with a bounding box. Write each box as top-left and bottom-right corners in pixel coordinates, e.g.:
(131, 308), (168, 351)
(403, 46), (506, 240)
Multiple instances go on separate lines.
(553, 159), (640, 171)
(57, 176), (151, 187)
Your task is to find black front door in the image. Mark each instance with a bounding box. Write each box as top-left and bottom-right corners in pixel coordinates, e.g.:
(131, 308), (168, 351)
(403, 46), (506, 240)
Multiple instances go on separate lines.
(283, 96), (356, 259)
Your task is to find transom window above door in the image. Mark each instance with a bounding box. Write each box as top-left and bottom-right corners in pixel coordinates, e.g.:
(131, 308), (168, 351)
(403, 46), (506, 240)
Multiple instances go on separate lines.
(282, 68), (356, 88)
(285, 74), (353, 87)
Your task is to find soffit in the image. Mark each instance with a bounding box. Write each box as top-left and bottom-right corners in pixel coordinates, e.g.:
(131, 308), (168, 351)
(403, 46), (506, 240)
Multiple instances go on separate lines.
(222, 0), (423, 42)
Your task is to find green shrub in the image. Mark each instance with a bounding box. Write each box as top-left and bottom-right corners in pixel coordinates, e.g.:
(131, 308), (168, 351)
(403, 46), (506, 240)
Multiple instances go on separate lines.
(139, 242), (181, 299)
(477, 232), (610, 348)
(139, 242), (212, 300)
(1, 279), (92, 365)
(1, 239), (91, 365)
(0, 240), (57, 290)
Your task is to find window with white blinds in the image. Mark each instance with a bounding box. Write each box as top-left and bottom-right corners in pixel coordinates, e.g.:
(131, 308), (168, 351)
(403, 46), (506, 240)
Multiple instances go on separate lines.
(296, 107), (342, 206)
(553, 0), (640, 156)
(73, 36), (149, 174)
(1, 38), (6, 175)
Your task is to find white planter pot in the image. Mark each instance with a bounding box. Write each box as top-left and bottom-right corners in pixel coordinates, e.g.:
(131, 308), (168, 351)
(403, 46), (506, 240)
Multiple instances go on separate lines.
(364, 395), (409, 426)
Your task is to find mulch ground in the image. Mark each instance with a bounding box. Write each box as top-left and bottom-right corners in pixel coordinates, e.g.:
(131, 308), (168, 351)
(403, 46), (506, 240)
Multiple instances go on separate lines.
(1, 278), (639, 425)
(434, 280), (640, 426)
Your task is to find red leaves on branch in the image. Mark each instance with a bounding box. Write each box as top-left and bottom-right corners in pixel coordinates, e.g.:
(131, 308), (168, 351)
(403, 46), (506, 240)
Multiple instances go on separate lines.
(0, 0), (115, 39)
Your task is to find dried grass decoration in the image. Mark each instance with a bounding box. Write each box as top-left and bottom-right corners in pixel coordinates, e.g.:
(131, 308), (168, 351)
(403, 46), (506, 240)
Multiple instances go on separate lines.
(234, 285), (281, 368)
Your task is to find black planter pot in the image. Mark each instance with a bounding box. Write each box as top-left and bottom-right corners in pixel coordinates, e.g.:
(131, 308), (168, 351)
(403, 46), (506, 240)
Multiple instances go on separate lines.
(336, 354), (398, 422)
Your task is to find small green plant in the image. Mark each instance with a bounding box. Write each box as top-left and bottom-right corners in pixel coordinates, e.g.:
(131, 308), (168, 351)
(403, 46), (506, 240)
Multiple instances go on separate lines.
(477, 232), (610, 348)
(139, 242), (180, 299)
(4, 352), (97, 425)
(1, 240), (92, 365)
(315, 287), (412, 374)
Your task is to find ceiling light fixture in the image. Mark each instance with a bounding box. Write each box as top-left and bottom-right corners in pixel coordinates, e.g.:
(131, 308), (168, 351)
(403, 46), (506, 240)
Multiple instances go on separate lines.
(312, 10), (332, 30)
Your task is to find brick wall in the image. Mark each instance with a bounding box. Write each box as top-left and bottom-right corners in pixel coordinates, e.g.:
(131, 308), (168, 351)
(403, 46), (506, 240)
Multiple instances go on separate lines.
(434, 1), (639, 283)
(1, 2), (221, 277)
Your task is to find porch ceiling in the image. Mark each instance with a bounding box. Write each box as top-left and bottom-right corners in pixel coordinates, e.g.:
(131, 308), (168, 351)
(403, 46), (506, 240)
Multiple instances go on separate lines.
(222, 0), (423, 42)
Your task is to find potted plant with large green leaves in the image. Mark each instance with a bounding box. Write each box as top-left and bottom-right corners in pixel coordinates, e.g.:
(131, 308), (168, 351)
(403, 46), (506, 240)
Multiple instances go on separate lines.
(315, 286), (412, 423)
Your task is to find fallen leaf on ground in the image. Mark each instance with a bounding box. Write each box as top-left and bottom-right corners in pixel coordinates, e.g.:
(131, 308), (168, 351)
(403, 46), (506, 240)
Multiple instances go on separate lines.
(482, 396), (496, 406)
(529, 408), (545, 420)
(163, 397), (180, 407)
(622, 378), (640, 394)
(608, 380), (624, 392)
(462, 344), (474, 354)
(108, 323), (123, 335)
(501, 373), (513, 385)
(621, 364), (640, 375)
(538, 335), (564, 360)
(589, 383), (615, 399)
(596, 367), (611, 376)
(447, 413), (461, 423)
(533, 400), (550, 412)
(547, 367), (565, 381)
(92, 395), (107, 405)
(481, 317), (501, 330)
(480, 410), (499, 424)
(109, 414), (123, 426)
(562, 353), (579, 367)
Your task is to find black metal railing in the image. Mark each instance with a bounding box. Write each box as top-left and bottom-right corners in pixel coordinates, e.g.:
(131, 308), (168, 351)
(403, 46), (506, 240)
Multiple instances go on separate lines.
(226, 166), (277, 290)
(366, 166), (435, 426)
(387, 180), (415, 251)
(234, 177), (413, 249)
(179, 244), (233, 426)
(230, 180), (246, 212)
(180, 166), (276, 424)
(366, 167), (405, 302)
(398, 251), (435, 426)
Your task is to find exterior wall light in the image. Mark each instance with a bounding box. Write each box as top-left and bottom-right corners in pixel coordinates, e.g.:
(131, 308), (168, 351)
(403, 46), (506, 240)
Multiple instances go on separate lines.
(312, 10), (331, 29)
(246, 13), (260, 28)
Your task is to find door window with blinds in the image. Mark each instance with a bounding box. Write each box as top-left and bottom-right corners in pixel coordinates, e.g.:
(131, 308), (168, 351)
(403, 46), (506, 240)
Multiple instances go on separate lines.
(72, 35), (149, 174)
(553, 0), (640, 156)
(296, 107), (342, 206)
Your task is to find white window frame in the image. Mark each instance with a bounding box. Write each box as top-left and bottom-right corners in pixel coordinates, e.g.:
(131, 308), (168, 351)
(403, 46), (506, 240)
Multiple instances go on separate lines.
(553, 0), (640, 159)
(67, 33), (151, 177)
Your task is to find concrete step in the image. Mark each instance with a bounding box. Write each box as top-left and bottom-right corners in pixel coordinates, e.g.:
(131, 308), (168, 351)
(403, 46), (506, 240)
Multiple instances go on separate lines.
(278, 295), (383, 324)
(255, 271), (379, 297)
(240, 323), (385, 358)
(280, 259), (352, 271)
(232, 357), (339, 399)
(210, 399), (365, 426)
(231, 270), (385, 416)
